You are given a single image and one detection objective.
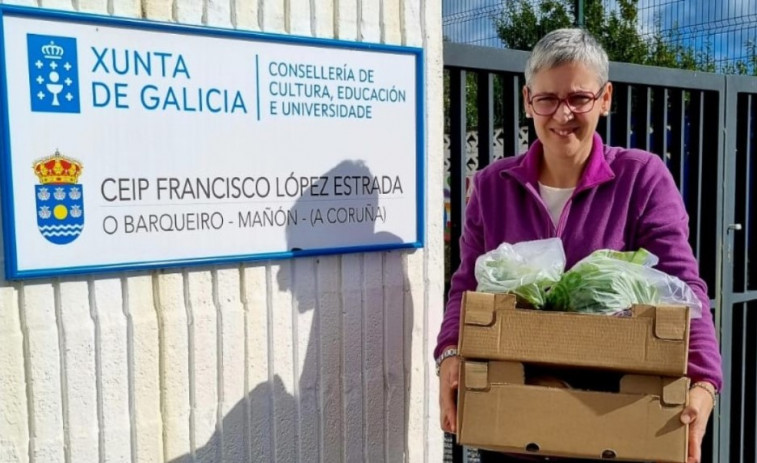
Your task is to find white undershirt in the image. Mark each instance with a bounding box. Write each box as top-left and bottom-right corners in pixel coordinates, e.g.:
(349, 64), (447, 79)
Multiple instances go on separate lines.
(538, 182), (575, 228)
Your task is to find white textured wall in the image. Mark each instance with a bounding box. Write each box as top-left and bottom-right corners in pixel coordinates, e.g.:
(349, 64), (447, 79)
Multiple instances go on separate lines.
(0, 0), (444, 461)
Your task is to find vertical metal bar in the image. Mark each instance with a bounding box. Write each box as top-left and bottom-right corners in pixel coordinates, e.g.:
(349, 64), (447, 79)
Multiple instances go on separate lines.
(724, 110), (750, 461)
(574, 0), (585, 26)
(741, 302), (747, 463)
(668, 89), (685, 195)
(493, 74), (504, 160)
(698, 86), (724, 463)
(611, 83), (632, 148)
(703, 90), (720, 286)
(662, 88), (669, 164)
(449, 68), (467, 286)
(596, 105), (609, 142)
(502, 75), (522, 157)
(447, 68), (467, 463)
(634, 86), (652, 151)
(477, 72), (494, 169)
(719, 76), (737, 463)
(527, 83), (537, 147)
(689, 91), (704, 260)
(739, 95), (753, 463)
(749, 100), (756, 292)
(744, 95), (752, 290)
(739, 95), (752, 291)
(752, 304), (757, 463)
(651, 87), (667, 161)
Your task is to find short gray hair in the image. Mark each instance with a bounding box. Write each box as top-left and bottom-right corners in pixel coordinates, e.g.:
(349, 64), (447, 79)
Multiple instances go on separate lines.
(524, 28), (608, 87)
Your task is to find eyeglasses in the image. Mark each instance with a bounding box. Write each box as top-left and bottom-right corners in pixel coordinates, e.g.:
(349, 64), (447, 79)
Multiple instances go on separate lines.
(527, 84), (607, 116)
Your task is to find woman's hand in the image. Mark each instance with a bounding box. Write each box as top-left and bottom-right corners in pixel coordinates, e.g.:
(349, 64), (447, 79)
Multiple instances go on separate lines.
(681, 382), (716, 463)
(439, 355), (461, 433)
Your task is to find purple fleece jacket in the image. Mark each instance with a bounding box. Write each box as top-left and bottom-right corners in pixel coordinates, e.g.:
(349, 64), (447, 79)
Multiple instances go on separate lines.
(436, 133), (723, 391)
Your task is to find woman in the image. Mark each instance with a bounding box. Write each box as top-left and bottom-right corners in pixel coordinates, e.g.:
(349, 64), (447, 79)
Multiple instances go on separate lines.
(435, 28), (722, 463)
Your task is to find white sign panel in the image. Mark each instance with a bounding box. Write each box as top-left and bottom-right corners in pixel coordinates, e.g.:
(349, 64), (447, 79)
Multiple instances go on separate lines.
(0, 6), (424, 279)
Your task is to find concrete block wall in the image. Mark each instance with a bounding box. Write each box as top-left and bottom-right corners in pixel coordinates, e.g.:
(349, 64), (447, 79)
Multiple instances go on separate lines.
(0, 0), (444, 461)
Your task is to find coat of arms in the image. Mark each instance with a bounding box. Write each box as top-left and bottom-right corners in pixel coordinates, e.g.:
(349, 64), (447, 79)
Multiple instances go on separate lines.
(27, 34), (81, 113)
(33, 150), (84, 244)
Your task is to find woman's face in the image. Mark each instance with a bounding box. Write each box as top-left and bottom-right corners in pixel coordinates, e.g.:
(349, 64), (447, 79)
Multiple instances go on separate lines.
(523, 62), (612, 162)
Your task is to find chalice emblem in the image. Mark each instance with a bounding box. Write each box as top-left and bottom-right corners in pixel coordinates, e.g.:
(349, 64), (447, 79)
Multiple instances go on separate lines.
(27, 34), (81, 113)
(47, 71), (63, 106)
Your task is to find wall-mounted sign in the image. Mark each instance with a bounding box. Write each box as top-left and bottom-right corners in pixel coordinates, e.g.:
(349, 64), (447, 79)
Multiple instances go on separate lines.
(0, 6), (424, 279)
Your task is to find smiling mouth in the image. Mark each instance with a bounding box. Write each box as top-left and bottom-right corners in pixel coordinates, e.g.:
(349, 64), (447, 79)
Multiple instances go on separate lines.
(551, 127), (577, 137)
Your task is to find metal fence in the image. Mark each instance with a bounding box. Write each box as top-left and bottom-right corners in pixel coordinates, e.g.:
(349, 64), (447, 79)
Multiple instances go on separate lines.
(442, 0), (757, 72)
(634, 0), (757, 71)
(442, 42), (757, 463)
(721, 75), (757, 463)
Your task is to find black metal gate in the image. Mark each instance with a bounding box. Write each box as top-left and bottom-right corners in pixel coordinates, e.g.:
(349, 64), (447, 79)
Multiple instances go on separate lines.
(442, 42), (756, 463)
(718, 75), (757, 463)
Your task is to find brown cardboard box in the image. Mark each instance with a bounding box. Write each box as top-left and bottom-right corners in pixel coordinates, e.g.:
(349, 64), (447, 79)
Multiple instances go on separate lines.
(457, 360), (689, 462)
(459, 291), (690, 376)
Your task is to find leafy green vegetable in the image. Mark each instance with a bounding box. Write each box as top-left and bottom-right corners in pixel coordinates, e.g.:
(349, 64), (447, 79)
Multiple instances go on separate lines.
(545, 249), (660, 314)
(474, 242), (702, 317)
(475, 238), (565, 307)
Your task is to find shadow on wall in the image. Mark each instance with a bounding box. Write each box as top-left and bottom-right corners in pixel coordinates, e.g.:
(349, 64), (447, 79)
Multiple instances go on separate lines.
(171, 160), (412, 462)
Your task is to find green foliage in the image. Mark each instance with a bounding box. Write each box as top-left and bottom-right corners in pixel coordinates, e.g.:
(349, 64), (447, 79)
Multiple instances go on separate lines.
(721, 40), (757, 75)
(495, 0), (574, 51)
(587, 0), (649, 64)
(494, 0), (757, 75)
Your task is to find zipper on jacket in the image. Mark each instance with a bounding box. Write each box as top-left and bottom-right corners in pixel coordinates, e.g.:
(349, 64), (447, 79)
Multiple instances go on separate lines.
(525, 182), (562, 237)
(555, 199), (573, 237)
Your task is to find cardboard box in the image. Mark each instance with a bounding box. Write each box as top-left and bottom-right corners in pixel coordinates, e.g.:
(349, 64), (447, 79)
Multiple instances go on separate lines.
(457, 360), (689, 462)
(459, 291), (690, 376)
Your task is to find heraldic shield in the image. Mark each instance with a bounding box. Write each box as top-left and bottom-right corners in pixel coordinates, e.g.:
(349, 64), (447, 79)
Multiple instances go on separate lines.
(33, 151), (84, 245)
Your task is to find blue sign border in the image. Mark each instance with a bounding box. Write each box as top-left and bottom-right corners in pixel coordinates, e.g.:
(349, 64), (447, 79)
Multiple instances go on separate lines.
(0, 5), (425, 280)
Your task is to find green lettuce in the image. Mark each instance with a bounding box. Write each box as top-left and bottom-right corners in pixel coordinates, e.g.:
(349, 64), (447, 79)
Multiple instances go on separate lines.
(545, 249), (659, 314)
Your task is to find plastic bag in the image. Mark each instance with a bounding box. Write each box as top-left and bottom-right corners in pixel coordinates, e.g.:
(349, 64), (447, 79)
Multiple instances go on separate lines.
(475, 238), (566, 307)
(546, 249), (702, 318)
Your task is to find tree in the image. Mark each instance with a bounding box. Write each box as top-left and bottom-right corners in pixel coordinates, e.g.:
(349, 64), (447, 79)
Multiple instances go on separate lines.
(495, 0), (573, 52)
(494, 0), (757, 74)
(496, 0), (652, 62)
(585, 0), (649, 64)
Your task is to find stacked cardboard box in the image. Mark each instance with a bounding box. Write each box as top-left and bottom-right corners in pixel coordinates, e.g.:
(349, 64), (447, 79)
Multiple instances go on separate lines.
(456, 291), (691, 462)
